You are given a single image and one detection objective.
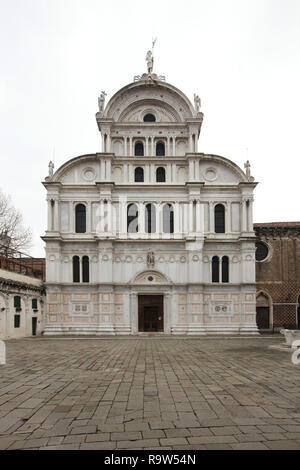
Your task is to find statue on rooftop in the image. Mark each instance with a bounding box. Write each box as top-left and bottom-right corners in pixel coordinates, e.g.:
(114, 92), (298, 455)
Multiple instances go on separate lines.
(98, 91), (107, 113)
(194, 94), (201, 113)
(48, 160), (54, 178)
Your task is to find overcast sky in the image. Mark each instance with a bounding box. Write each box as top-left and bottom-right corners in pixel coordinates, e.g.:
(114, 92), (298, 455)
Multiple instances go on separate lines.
(1, 0), (300, 257)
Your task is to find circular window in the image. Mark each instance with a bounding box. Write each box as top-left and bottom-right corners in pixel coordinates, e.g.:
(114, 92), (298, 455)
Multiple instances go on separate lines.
(148, 276), (154, 282)
(255, 241), (269, 261)
(143, 113), (156, 122)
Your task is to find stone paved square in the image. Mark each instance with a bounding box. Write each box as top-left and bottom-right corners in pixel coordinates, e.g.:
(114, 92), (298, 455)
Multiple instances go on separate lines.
(1, 335), (300, 450)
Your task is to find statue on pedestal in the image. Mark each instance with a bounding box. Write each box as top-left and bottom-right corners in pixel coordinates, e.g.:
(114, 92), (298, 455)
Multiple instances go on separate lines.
(194, 94), (201, 113)
(98, 91), (107, 114)
(244, 160), (254, 181)
(147, 251), (155, 268)
(48, 160), (54, 178)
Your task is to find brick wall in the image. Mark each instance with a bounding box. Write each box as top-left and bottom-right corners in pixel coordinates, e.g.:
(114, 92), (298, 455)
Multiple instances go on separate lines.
(255, 223), (300, 329)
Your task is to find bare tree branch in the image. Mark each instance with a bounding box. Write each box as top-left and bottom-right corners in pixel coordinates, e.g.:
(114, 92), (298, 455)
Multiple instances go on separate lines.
(0, 189), (32, 253)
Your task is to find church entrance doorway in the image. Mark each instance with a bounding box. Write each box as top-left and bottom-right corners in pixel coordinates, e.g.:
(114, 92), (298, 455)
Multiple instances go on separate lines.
(138, 295), (164, 332)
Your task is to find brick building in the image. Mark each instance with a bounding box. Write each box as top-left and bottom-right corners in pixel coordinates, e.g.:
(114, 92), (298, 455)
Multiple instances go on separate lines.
(254, 222), (300, 331)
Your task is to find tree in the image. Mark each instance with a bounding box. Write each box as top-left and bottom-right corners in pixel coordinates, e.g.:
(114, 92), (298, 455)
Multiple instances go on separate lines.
(0, 189), (32, 253)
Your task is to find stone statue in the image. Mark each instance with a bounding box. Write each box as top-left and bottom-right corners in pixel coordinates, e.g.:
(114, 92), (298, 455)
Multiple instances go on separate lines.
(48, 160), (54, 178)
(98, 91), (107, 113)
(194, 94), (201, 113)
(147, 251), (155, 267)
(244, 160), (251, 180)
(146, 38), (157, 74)
(146, 50), (154, 74)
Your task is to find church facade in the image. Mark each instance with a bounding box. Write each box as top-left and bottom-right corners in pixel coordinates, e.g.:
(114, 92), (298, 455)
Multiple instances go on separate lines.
(42, 57), (258, 335)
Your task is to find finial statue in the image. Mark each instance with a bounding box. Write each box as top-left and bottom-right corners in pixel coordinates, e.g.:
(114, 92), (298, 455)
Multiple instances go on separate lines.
(244, 160), (254, 182)
(98, 91), (107, 113)
(194, 94), (201, 113)
(146, 37), (157, 74)
(147, 251), (155, 268)
(48, 160), (54, 178)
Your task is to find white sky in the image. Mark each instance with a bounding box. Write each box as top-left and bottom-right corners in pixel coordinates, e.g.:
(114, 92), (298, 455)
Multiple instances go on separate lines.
(1, 0), (300, 257)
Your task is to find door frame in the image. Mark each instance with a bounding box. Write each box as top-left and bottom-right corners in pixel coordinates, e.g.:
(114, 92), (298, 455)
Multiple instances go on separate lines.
(138, 294), (164, 332)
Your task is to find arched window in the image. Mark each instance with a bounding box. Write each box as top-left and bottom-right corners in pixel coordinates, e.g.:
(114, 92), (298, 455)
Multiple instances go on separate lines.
(82, 256), (89, 283)
(212, 256), (219, 283)
(156, 167), (166, 182)
(145, 204), (156, 233)
(127, 204), (138, 233)
(163, 204), (174, 233)
(135, 167), (144, 182)
(134, 142), (144, 156)
(73, 256), (80, 282)
(214, 204), (225, 233)
(75, 204), (86, 233)
(143, 113), (156, 122)
(156, 142), (165, 156)
(222, 256), (229, 283)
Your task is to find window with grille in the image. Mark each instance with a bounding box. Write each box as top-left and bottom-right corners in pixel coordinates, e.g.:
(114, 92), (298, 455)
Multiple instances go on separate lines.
(156, 142), (165, 156)
(212, 256), (219, 282)
(75, 204), (86, 233)
(156, 167), (166, 182)
(143, 113), (156, 122)
(222, 256), (229, 283)
(255, 241), (269, 261)
(14, 296), (21, 310)
(134, 142), (144, 156)
(73, 256), (80, 282)
(82, 256), (89, 283)
(214, 204), (225, 233)
(135, 167), (144, 182)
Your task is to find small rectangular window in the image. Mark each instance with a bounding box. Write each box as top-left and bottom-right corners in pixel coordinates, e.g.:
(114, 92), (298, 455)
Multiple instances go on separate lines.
(32, 298), (38, 310)
(14, 315), (20, 328)
(14, 296), (21, 310)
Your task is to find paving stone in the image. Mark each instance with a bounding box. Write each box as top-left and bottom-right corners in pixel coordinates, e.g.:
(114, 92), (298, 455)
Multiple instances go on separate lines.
(160, 437), (189, 446)
(263, 440), (300, 450)
(149, 421), (174, 430)
(70, 425), (97, 435)
(111, 431), (142, 441)
(142, 430), (166, 439)
(85, 433), (111, 443)
(117, 438), (159, 449)
(230, 442), (269, 450)
(124, 422), (150, 432)
(165, 428), (191, 438)
(188, 435), (237, 445)
(1, 336), (300, 451)
(210, 426), (241, 436)
(23, 438), (49, 449)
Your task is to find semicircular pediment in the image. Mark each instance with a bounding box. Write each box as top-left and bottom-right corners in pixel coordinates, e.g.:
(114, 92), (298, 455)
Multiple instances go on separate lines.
(131, 270), (171, 285)
(119, 99), (180, 123)
(104, 82), (195, 123)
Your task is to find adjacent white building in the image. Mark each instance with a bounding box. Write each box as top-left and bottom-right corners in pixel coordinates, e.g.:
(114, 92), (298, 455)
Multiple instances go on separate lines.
(42, 55), (258, 335)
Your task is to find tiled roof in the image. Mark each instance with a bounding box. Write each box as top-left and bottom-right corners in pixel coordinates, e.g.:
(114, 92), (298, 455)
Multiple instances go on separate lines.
(254, 222), (300, 227)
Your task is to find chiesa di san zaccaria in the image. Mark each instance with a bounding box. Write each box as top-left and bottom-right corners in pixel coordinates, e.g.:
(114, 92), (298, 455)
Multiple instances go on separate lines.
(42, 50), (258, 336)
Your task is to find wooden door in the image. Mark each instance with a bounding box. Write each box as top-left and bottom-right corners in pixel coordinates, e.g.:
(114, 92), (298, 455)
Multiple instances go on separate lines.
(256, 307), (269, 329)
(138, 295), (164, 332)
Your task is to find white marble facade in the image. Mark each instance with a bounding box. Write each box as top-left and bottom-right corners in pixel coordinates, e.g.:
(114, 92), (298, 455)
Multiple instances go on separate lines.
(42, 67), (258, 335)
